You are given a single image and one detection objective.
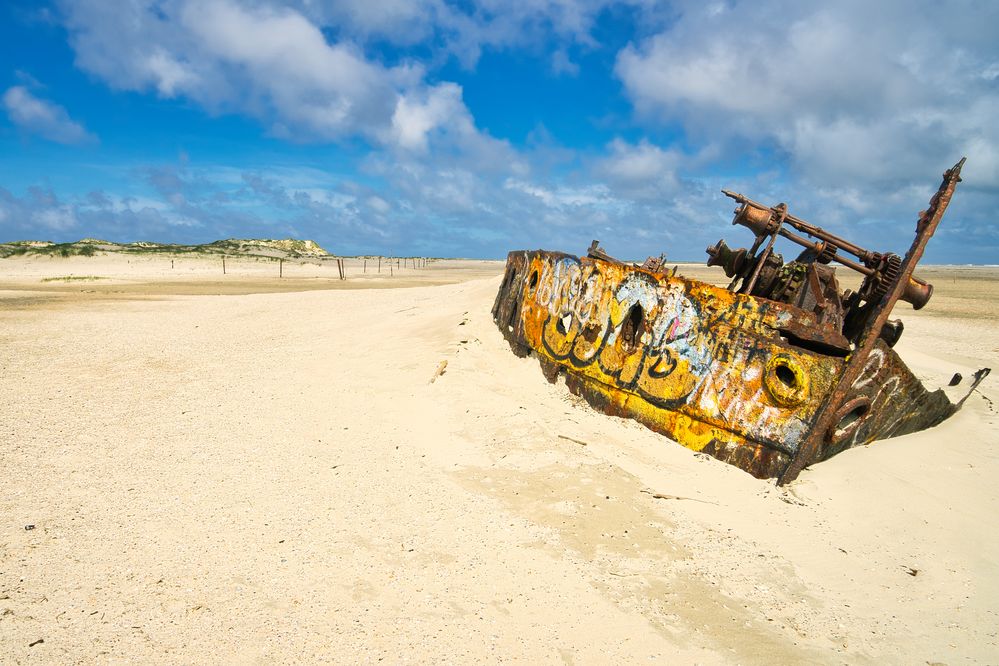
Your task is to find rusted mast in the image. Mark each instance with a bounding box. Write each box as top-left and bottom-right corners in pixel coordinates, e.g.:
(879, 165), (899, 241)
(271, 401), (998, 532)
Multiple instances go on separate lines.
(778, 158), (966, 485)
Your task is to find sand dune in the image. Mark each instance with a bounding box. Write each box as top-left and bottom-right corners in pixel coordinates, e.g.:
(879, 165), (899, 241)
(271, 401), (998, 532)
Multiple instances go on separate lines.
(1, 255), (996, 663)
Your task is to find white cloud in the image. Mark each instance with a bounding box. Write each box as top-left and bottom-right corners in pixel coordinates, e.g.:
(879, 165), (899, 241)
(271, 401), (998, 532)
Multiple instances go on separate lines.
(29, 0), (999, 262)
(615, 0), (999, 190)
(0, 186), (79, 235)
(60, 0), (657, 161)
(504, 178), (611, 209)
(59, 0), (472, 150)
(367, 195), (391, 213)
(595, 139), (685, 199)
(299, 0), (441, 45)
(145, 50), (197, 97)
(2, 85), (96, 145)
(294, 0), (657, 68)
(33, 206), (78, 230)
(551, 48), (580, 76)
(180, 0), (401, 130)
(390, 83), (466, 152)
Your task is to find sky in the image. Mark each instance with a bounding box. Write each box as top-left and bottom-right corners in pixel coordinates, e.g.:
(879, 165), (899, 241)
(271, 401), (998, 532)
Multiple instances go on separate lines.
(0, 1), (996, 262)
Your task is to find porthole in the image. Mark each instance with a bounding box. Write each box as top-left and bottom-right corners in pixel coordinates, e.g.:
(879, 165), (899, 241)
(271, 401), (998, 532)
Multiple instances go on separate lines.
(764, 354), (810, 407)
(826, 397), (871, 446)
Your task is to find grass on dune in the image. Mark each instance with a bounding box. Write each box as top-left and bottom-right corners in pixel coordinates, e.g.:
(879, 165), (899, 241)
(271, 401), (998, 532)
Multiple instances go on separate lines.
(40, 275), (108, 283)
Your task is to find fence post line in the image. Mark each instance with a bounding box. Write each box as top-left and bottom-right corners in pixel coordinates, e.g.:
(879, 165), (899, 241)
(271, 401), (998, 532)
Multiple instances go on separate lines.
(222, 255), (226, 275)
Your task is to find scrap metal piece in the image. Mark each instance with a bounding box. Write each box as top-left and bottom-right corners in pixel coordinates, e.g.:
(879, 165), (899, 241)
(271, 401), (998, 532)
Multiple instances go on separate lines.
(587, 239), (619, 264)
(493, 159), (989, 481)
(639, 253), (668, 273)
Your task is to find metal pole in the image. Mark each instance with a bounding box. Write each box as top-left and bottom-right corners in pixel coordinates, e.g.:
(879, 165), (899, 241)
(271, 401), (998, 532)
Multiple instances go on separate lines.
(778, 159), (966, 485)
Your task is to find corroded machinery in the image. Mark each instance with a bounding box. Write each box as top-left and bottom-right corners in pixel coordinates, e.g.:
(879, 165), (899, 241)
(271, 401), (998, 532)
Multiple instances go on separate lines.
(493, 159), (989, 483)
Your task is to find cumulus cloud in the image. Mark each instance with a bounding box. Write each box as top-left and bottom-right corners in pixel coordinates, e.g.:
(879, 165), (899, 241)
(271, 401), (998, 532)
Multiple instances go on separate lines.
(615, 0), (999, 189)
(297, 0), (444, 47)
(594, 139), (687, 199)
(2, 86), (96, 145)
(58, 0), (479, 151)
(390, 83), (466, 152)
(48, 0), (694, 255)
(551, 48), (580, 76)
(0, 186), (79, 235)
(295, 0), (657, 67)
(57, 0), (657, 150)
(21, 0), (997, 262)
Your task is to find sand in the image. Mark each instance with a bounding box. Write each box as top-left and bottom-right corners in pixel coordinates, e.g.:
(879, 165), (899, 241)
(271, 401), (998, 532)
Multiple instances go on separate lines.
(1, 253), (996, 664)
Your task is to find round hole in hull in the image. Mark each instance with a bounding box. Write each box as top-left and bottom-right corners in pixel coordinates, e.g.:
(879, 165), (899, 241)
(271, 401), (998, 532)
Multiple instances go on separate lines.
(764, 355), (810, 407)
(826, 397), (872, 447)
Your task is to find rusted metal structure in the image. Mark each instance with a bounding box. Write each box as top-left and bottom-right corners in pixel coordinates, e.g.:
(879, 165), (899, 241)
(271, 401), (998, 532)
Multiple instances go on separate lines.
(493, 159), (989, 483)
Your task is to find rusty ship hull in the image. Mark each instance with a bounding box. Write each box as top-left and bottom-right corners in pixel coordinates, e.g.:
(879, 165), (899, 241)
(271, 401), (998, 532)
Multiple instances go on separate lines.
(493, 160), (989, 482)
(493, 251), (957, 478)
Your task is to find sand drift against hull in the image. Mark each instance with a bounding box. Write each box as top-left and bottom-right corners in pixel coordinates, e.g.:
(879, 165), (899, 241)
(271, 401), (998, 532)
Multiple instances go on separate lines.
(493, 159), (990, 483)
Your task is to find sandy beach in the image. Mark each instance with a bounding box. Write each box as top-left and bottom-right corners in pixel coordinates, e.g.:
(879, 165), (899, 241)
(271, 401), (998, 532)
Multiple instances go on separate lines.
(2, 253), (997, 664)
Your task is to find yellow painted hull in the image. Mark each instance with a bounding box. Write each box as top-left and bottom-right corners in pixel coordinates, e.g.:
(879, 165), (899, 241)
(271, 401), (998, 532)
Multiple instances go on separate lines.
(493, 250), (959, 478)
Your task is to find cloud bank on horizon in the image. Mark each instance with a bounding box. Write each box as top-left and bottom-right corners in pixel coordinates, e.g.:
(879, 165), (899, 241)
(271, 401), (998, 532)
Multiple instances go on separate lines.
(0, 0), (996, 262)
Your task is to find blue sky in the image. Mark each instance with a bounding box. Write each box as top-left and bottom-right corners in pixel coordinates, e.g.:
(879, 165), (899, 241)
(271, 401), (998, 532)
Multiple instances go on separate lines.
(1, 1), (997, 261)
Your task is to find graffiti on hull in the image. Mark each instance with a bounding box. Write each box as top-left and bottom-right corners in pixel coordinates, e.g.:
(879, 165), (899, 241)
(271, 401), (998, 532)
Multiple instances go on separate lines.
(493, 160), (990, 482)
(496, 251), (839, 477)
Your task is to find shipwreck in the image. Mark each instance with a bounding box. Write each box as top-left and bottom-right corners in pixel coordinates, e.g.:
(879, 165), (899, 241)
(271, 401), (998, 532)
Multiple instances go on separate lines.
(493, 159), (989, 483)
